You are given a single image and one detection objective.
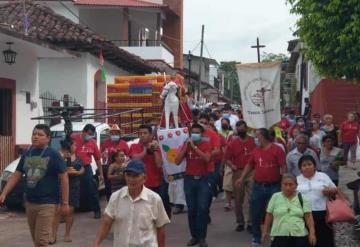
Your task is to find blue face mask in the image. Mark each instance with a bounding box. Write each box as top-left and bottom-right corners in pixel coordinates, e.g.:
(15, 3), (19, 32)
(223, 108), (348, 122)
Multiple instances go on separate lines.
(222, 113), (230, 119)
(254, 137), (260, 147)
(110, 135), (120, 142)
(84, 135), (94, 141)
(191, 133), (202, 142)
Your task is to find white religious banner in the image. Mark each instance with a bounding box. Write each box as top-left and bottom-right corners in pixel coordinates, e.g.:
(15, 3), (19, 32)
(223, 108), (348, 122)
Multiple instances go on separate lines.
(158, 128), (188, 205)
(236, 61), (282, 129)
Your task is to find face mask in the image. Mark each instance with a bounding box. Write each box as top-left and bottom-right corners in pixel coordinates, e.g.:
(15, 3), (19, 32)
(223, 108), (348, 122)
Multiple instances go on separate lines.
(254, 137), (260, 146)
(222, 113), (230, 119)
(191, 133), (202, 142)
(84, 135), (94, 141)
(297, 121), (305, 127)
(221, 124), (229, 130)
(110, 135), (120, 142)
(238, 131), (247, 138)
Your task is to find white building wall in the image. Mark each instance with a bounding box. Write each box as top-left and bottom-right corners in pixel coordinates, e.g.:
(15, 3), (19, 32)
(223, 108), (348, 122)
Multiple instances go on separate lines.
(308, 61), (322, 92)
(38, 56), (88, 106)
(85, 53), (130, 109)
(39, 54), (131, 110)
(0, 51), (41, 145)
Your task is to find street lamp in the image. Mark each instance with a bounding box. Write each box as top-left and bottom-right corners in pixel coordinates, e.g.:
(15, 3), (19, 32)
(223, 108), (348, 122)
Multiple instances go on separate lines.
(3, 42), (16, 65)
(187, 50), (192, 92)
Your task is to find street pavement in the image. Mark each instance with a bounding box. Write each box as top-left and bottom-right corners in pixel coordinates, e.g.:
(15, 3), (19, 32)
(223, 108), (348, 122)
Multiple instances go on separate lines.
(0, 165), (358, 247)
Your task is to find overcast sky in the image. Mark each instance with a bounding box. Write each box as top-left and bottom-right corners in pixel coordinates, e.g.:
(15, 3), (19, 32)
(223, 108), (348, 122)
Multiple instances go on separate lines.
(183, 0), (298, 63)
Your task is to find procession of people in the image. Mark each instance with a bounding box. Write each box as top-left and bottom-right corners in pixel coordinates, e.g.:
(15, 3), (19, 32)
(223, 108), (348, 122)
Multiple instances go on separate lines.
(0, 104), (360, 247)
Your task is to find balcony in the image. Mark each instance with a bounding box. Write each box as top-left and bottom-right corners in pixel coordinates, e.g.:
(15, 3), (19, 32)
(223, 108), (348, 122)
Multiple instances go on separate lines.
(114, 40), (174, 67)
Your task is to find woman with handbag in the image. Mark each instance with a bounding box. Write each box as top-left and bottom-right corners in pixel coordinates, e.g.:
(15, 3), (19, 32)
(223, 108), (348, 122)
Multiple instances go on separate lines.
(297, 155), (337, 247)
(262, 174), (317, 247)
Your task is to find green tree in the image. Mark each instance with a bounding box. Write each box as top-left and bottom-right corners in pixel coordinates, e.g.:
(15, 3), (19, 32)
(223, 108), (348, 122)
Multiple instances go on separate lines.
(287, 0), (360, 82)
(261, 52), (289, 62)
(219, 61), (241, 103)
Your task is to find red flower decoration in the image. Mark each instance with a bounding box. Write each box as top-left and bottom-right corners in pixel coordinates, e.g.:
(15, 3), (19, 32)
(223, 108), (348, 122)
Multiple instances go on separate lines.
(168, 133), (173, 138)
(159, 135), (164, 141)
(175, 130), (181, 136)
(183, 128), (188, 133)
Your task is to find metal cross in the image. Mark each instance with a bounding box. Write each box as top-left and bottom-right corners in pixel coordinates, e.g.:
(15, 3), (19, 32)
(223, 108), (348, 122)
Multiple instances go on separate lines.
(251, 37), (266, 63)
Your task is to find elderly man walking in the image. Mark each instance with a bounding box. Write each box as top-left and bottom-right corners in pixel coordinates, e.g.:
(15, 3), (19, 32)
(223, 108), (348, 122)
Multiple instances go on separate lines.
(92, 160), (170, 247)
(286, 133), (320, 176)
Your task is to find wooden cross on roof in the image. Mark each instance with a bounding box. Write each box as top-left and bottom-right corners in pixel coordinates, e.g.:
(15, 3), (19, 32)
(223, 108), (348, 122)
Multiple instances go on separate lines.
(251, 37), (266, 63)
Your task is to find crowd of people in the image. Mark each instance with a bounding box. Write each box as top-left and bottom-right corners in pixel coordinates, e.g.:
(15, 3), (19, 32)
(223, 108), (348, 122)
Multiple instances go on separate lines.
(0, 104), (360, 247)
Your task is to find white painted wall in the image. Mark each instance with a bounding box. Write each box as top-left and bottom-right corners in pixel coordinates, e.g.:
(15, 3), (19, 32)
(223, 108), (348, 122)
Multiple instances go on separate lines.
(85, 53), (130, 109)
(308, 61), (322, 92)
(143, 0), (164, 4)
(121, 46), (174, 66)
(0, 51), (41, 145)
(39, 56), (88, 106)
(39, 53), (131, 110)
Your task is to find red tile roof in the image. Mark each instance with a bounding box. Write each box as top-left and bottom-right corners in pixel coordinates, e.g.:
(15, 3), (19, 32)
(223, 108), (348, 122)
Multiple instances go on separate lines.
(74, 0), (165, 8)
(0, 1), (160, 74)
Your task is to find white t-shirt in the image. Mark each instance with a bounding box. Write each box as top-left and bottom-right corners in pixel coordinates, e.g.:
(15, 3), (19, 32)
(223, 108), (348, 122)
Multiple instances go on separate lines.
(105, 186), (170, 247)
(296, 172), (336, 211)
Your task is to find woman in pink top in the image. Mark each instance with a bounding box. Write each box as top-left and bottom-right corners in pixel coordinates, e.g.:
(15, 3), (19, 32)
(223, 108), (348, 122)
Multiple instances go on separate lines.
(339, 112), (360, 169)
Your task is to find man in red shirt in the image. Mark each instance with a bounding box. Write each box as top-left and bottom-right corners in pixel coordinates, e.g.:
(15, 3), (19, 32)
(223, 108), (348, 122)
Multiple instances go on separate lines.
(236, 128), (286, 245)
(175, 123), (211, 247)
(72, 124), (103, 219)
(339, 112), (360, 168)
(129, 124), (163, 192)
(225, 120), (256, 232)
(100, 124), (130, 201)
(198, 114), (221, 225)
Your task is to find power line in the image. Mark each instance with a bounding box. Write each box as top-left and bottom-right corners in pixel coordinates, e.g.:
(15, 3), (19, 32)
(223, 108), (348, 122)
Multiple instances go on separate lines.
(204, 42), (213, 59)
(191, 41), (201, 54)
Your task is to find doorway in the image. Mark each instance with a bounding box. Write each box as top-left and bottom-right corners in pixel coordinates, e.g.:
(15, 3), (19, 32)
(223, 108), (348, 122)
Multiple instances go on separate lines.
(0, 78), (16, 172)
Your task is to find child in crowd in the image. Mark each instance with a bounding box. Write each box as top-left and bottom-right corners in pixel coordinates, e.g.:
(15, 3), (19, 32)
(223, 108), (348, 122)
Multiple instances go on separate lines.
(51, 139), (84, 243)
(107, 151), (127, 194)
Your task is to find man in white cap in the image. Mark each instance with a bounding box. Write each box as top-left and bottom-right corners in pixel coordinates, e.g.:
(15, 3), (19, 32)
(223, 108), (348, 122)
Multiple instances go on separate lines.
(92, 160), (170, 247)
(101, 124), (129, 200)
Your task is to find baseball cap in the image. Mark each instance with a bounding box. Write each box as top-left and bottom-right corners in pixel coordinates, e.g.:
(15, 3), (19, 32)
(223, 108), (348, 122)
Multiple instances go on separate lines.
(110, 124), (121, 133)
(124, 160), (145, 174)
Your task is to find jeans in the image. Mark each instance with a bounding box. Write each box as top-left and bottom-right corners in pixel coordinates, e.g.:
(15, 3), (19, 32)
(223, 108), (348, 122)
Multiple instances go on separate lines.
(184, 176), (211, 240)
(343, 142), (358, 162)
(207, 162), (222, 197)
(149, 180), (172, 218)
(251, 182), (280, 243)
(80, 166), (100, 212)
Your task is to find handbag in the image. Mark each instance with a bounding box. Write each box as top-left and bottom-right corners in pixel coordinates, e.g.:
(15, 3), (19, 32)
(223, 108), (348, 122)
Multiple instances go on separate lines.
(326, 190), (355, 223)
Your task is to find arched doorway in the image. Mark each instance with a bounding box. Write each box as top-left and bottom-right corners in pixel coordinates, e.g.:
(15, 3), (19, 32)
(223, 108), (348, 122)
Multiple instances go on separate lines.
(0, 78), (16, 171)
(94, 70), (106, 110)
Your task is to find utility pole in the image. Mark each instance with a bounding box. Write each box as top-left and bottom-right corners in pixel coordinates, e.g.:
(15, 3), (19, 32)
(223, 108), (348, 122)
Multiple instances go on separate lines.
(197, 25), (205, 102)
(251, 37), (266, 63)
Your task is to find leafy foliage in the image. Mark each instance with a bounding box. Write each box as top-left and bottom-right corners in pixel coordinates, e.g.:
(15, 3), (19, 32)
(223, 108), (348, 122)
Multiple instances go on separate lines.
(261, 52), (290, 62)
(287, 0), (360, 82)
(219, 61), (241, 102)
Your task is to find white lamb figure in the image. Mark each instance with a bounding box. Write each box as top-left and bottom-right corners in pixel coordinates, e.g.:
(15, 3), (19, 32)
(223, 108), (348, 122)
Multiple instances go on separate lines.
(160, 81), (179, 129)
